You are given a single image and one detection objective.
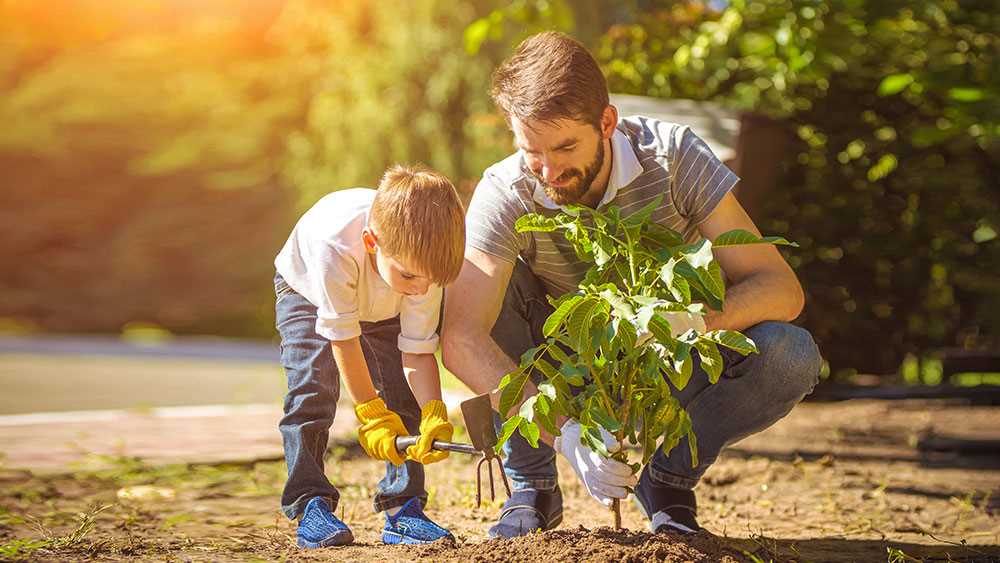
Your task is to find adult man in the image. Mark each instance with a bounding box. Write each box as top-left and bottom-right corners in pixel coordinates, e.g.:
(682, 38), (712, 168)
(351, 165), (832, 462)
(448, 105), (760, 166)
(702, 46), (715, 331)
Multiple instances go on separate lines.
(442, 31), (821, 538)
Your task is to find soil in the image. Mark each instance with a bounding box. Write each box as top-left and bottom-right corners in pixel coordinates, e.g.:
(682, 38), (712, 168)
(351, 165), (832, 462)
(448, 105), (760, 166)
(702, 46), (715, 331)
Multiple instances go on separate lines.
(2, 399), (999, 562)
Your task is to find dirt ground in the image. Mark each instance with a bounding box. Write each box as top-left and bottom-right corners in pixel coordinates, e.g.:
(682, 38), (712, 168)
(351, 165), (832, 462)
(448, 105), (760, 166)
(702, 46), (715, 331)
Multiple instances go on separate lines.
(1, 399), (998, 562)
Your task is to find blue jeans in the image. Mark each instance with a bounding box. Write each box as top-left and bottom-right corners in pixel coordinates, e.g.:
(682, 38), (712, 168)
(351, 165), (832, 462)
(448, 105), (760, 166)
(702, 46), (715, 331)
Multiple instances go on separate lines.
(492, 261), (822, 496)
(274, 273), (426, 519)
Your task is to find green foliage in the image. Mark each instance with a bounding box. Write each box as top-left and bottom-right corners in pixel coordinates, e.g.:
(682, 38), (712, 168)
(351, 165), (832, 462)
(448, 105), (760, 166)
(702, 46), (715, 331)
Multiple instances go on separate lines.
(495, 201), (793, 473)
(0, 0), (509, 337)
(593, 1), (999, 375)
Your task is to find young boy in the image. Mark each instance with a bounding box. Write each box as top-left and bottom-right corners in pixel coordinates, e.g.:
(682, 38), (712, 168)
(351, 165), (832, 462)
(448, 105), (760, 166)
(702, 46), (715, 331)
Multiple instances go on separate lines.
(273, 165), (466, 548)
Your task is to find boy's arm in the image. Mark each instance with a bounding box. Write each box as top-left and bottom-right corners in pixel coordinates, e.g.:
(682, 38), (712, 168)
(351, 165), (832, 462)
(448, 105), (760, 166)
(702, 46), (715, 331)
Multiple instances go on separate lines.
(331, 336), (408, 466)
(329, 337), (378, 404)
(401, 352), (443, 406)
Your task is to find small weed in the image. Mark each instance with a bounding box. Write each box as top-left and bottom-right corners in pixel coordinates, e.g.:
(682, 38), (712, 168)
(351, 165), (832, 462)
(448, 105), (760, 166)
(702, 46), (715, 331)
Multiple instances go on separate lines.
(887, 546), (923, 562)
(746, 525), (782, 562)
(159, 512), (193, 530)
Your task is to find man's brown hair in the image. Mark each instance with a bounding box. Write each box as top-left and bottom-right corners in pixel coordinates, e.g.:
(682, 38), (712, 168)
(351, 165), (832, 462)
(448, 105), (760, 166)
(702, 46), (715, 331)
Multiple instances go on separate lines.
(490, 31), (609, 128)
(370, 164), (466, 286)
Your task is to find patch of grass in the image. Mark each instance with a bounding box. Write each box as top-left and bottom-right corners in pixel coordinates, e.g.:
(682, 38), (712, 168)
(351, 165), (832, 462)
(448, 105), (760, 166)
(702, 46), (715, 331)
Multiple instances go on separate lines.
(0, 503), (111, 559)
(70, 454), (286, 499)
(0, 507), (25, 527)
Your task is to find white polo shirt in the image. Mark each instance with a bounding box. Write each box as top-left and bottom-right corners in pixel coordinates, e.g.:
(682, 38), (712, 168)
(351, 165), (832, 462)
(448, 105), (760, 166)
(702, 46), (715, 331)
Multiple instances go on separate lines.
(274, 188), (441, 354)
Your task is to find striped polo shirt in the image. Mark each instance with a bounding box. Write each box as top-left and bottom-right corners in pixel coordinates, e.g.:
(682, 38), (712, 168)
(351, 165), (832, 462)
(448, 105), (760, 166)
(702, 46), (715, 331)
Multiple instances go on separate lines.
(466, 116), (740, 297)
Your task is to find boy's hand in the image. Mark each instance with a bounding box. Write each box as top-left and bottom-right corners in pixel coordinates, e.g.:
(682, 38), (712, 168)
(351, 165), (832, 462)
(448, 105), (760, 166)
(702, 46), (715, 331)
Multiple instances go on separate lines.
(406, 400), (453, 465)
(355, 397), (408, 466)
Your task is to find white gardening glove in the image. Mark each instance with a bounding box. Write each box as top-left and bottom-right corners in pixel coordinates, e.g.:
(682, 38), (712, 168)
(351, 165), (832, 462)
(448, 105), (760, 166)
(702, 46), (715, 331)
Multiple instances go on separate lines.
(553, 420), (637, 507)
(636, 311), (707, 347)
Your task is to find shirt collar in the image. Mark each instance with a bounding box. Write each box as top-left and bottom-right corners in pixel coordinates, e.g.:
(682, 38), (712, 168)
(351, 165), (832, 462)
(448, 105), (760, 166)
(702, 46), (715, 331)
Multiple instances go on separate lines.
(529, 129), (642, 211)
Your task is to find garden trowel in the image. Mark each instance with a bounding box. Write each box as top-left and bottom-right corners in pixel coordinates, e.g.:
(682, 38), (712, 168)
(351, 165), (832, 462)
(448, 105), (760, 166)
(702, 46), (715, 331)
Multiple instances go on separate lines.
(394, 393), (511, 506)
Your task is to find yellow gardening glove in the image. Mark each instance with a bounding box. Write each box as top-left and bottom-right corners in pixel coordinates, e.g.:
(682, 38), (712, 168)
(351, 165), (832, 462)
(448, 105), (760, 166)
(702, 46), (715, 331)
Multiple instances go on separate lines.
(406, 400), (453, 465)
(355, 397), (408, 466)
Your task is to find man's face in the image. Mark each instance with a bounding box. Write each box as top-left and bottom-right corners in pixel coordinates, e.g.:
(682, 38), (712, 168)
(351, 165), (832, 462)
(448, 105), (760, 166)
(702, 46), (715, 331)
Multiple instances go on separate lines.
(511, 116), (606, 206)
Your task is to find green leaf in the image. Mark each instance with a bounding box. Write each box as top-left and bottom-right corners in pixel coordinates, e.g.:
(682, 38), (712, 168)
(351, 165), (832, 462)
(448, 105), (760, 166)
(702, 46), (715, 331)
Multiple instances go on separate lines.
(599, 287), (634, 318)
(463, 17), (491, 55)
(694, 340), (724, 384)
(646, 313), (675, 346)
(533, 395), (560, 436)
(877, 73), (914, 96)
(660, 257), (693, 304)
(669, 341), (694, 390)
(537, 381), (558, 401)
(518, 394), (538, 421)
(559, 364), (586, 387)
(594, 232), (613, 266)
(948, 88), (985, 102)
(702, 330), (758, 355)
(681, 239), (714, 269)
(535, 358), (560, 381)
(543, 295), (583, 337)
(687, 424), (699, 468)
(581, 424), (610, 457)
(588, 400), (622, 433)
(498, 370), (528, 417)
(635, 304), (658, 332)
(623, 195), (662, 228)
(696, 260), (726, 301)
(495, 415), (524, 452)
(518, 419), (541, 448)
(712, 229), (798, 247)
(566, 297), (605, 350)
(670, 274), (692, 304)
(611, 317), (637, 354)
(643, 223), (685, 249)
(547, 342), (573, 367)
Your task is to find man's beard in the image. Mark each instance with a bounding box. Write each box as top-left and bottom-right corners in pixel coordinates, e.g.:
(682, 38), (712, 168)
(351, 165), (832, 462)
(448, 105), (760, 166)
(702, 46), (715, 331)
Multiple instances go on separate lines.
(536, 140), (605, 206)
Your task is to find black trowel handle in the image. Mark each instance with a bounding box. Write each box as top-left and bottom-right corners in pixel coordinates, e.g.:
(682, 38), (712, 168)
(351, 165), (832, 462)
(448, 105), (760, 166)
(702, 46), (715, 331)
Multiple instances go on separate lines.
(394, 436), (478, 455)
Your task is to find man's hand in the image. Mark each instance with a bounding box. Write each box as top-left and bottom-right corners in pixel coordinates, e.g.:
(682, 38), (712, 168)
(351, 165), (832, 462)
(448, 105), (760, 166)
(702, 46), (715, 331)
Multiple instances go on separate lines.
(355, 397), (408, 466)
(554, 420), (637, 507)
(406, 400), (454, 465)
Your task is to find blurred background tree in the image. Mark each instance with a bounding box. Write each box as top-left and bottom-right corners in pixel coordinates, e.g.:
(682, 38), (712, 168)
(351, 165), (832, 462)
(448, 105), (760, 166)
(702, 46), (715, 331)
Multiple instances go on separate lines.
(1, 0), (996, 378)
(588, 0), (999, 376)
(0, 0), (509, 337)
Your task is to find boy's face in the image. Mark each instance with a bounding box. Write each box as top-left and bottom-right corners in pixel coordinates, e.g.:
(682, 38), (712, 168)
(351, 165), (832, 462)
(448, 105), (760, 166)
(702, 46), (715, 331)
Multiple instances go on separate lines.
(363, 228), (433, 296)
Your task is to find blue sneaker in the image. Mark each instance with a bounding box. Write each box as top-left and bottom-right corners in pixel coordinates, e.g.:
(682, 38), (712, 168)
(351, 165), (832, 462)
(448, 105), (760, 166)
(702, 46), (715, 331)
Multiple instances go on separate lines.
(382, 497), (454, 544)
(296, 497), (354, 548)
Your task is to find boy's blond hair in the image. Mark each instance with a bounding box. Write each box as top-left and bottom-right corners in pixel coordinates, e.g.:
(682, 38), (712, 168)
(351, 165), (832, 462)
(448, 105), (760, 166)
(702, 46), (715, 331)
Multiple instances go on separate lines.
(370, 165), (466, 286)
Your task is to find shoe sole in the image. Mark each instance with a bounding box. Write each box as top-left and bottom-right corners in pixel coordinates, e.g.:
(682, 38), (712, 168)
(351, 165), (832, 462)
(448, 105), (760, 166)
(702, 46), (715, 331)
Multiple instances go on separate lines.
(297, 529), (354, 548)
(486, 509), (563, 539)
(381, 529), (453, 545)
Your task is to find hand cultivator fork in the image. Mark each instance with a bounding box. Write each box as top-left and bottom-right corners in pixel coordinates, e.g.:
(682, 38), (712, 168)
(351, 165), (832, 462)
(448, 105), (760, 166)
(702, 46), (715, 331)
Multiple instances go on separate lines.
(395, 393), (511, 506)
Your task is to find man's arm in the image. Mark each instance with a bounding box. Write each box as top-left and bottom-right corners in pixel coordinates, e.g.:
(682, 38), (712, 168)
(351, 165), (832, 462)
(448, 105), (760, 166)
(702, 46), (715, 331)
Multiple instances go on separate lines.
(442, 248), (560, 446)
(441, 247), (518, 407)
(696, 191), (805, 331)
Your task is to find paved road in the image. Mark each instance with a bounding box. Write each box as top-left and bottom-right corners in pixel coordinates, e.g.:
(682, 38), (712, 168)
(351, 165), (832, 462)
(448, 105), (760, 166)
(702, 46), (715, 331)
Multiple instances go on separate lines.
(0, 335), (278, 362)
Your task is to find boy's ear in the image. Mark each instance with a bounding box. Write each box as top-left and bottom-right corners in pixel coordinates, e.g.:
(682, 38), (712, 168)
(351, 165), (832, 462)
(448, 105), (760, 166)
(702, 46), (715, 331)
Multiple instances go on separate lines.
(361, 227), (378, 254)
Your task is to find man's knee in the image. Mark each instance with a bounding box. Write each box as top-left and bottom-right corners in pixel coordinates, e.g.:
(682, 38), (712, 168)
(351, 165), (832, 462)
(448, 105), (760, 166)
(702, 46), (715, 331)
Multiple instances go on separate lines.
(748, 321), (822, 399)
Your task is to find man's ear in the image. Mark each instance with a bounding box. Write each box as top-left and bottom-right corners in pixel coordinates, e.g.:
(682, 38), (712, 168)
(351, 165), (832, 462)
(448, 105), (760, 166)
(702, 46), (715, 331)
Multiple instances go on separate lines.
(361, 227), (378, 254)
(600, 104), (618, 140)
